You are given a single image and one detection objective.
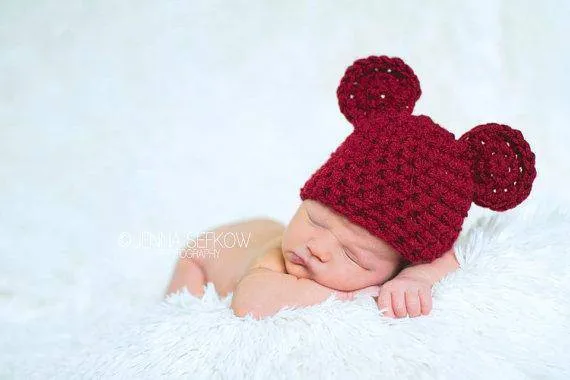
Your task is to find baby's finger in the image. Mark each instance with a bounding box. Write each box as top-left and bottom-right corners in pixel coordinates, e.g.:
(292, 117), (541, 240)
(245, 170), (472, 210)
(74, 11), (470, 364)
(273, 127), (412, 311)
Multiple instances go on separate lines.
(419, 288), (433, 315)
(378, 290), (394, 318)
(405, 290), (421, 317)
(391, 291), (407, 318)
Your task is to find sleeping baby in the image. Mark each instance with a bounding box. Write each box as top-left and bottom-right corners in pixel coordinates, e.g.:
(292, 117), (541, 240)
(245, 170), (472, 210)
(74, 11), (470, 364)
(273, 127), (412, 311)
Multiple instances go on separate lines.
(164, 54), (537, 319)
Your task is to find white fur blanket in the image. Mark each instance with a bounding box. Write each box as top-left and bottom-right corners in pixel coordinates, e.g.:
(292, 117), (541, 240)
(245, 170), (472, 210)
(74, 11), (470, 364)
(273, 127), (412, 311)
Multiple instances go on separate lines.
(12, 203), (570, 379)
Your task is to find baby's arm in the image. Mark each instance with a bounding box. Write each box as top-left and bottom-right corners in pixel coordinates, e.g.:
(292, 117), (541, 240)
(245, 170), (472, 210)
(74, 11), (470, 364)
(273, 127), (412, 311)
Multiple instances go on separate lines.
(231, 268), (342, 319)
(231, 268), (359, 319)
(398, 247), (460, 284)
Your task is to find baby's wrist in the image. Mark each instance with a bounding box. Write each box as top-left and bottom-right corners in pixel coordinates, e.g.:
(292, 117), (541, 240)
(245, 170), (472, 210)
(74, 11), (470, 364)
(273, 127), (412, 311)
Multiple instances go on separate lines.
(398, 265), (436, 284)
(400, 248), (460, 284)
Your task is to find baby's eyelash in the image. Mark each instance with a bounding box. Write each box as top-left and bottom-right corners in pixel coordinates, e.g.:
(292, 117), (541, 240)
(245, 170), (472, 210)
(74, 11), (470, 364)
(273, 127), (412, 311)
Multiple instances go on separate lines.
(307, 212), (323, 227)
(343, 247), (359, 265)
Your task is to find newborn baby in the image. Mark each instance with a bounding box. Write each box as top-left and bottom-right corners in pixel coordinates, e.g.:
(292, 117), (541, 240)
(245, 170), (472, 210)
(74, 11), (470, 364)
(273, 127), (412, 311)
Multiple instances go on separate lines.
(165, 54), (536, 320)
(165, 199), (459, 319)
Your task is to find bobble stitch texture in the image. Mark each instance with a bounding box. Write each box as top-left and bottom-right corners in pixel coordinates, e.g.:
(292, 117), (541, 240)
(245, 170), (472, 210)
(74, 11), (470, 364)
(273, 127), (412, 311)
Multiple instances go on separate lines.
(337, 55), (421, 126)
(458, 123), (537, 211)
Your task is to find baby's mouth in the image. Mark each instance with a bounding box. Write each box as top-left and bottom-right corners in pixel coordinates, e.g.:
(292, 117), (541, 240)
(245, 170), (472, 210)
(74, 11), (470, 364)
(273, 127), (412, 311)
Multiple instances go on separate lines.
(289, 251), (306, 266)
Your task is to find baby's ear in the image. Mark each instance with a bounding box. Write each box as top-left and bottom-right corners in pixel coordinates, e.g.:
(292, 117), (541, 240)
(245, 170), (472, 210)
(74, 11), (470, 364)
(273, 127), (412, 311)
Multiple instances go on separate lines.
(336, 55), (421, 127)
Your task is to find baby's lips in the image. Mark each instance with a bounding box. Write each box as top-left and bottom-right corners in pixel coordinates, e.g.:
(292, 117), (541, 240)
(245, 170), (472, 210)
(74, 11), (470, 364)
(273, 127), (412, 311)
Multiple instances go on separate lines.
(289, 250), (307, 266)
(294, 246), (312, 263)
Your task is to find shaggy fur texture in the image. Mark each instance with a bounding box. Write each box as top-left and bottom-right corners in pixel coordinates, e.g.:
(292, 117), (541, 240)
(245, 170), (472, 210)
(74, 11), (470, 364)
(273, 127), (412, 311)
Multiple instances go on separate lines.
(17, 202), (570, 379)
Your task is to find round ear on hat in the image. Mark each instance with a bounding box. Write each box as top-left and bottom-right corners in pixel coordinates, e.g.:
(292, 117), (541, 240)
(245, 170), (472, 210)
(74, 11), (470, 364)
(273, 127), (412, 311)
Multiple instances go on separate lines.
(459, 123), (537, 211)
(336, 55), (421, 127)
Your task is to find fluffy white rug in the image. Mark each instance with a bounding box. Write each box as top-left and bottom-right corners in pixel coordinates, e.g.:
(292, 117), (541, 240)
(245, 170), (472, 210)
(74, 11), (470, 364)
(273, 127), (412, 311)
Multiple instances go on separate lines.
(18, 201), (570, 379)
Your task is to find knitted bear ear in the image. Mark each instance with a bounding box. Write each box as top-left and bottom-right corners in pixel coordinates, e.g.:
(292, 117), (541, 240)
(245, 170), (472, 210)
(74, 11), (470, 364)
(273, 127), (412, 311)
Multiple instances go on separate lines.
(336, 55), (421, 126)
(458, 123), (537, 211)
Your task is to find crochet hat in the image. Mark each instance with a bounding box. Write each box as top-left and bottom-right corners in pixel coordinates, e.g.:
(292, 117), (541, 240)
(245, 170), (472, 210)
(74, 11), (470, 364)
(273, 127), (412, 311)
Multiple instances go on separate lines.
(299, 55), (537, 265)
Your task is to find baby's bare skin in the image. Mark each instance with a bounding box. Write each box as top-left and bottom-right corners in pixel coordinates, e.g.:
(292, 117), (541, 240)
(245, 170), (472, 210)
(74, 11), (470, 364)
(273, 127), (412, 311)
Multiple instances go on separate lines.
(165, 218), (285, 298)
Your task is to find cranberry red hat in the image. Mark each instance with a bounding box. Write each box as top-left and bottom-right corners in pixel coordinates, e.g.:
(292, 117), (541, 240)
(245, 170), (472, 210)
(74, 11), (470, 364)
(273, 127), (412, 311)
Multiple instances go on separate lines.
(299, 55), (537, 265)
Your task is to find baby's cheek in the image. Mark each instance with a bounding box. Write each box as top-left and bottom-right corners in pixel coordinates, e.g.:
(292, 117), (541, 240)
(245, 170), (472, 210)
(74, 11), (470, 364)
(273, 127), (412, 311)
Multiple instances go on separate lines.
(282, 224), (308, 250)
(318, 267), (368, 291)
(375, 263), (401, 283)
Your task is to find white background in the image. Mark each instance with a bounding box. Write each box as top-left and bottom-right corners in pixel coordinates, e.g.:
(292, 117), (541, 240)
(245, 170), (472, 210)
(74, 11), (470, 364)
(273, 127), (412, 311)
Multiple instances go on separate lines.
(1, 0), (569, 371)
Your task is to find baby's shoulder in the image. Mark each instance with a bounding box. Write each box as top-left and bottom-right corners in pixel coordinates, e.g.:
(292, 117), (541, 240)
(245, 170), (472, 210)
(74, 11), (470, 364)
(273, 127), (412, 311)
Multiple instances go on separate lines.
(246, 234), (286, 274)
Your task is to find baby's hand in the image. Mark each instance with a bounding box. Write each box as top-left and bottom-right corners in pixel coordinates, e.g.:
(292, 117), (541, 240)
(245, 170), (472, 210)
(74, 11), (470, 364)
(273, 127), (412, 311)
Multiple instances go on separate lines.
(376, 272), (433, 318)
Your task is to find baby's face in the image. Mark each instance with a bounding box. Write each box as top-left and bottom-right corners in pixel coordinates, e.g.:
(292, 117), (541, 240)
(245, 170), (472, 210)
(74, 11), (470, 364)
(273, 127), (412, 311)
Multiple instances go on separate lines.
(281, 199), (406, 291)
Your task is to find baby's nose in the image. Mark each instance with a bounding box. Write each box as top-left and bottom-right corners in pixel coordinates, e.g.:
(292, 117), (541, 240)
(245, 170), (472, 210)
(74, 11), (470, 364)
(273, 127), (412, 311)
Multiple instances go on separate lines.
(306, 239), (332, 263)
